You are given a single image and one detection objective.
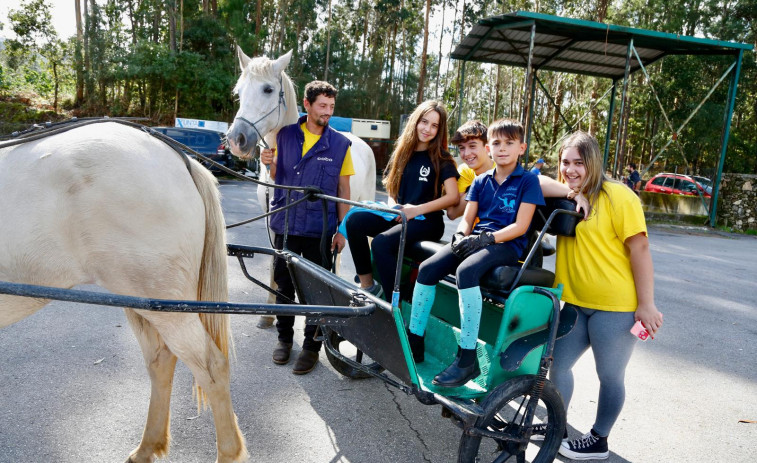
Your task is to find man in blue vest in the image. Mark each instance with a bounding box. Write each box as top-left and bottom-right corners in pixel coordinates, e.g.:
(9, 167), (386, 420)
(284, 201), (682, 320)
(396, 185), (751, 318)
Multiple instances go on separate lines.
(261, 80), (354, 375)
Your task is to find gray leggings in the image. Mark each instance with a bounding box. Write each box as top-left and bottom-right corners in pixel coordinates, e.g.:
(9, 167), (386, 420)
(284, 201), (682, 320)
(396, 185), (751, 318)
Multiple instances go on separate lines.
(549, 304), (637, 437)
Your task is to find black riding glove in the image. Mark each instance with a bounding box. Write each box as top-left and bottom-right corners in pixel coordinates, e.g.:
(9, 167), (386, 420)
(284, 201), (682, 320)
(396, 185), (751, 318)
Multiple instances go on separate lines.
(450, 231), (466, 249)
(450, 232), (469, 258)
(451, 231), (495, 259)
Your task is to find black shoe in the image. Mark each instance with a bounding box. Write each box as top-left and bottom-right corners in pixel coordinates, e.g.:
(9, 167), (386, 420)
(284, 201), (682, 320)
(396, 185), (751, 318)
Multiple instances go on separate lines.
(559, 429), (609, 460)
(432, 347), (480, 387)
(407, 331), (425, 363)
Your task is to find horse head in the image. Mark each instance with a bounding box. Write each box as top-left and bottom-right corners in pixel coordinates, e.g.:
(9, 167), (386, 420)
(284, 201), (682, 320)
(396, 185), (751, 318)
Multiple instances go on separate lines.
(227, 47), (297, 158)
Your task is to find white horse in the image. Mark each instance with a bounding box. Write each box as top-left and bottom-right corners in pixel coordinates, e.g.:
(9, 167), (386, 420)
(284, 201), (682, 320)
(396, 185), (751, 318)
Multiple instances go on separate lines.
(0, 122), (247, 463)
(226, 48), (376, 325)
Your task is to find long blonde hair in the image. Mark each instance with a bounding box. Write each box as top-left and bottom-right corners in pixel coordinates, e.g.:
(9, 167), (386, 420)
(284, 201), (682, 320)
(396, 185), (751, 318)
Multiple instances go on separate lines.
(383, 100), (453, 198)
(558, 131), (620, 214)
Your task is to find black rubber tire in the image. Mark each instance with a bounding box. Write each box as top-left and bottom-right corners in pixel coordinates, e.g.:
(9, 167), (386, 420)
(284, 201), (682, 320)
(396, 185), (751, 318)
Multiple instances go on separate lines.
(457, 376), (566, 463)
(322, 326), (384, 379)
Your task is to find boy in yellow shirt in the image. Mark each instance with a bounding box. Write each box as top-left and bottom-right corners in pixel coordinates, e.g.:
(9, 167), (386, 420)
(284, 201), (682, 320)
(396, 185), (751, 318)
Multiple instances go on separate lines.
(446, 120), (495, 219)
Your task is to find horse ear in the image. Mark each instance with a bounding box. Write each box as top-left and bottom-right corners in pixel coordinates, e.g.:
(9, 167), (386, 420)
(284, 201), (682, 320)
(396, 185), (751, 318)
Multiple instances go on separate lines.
(272, 50), (293, 75)
(236, 45), (251, 71)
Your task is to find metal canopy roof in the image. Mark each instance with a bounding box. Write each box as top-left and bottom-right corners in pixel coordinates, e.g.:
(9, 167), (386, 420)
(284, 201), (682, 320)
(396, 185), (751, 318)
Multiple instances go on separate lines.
(451, 11), (752, 80)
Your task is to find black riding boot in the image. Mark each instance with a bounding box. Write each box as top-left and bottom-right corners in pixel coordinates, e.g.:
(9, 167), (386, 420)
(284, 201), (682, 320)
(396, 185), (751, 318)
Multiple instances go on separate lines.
(432, 347), (480, 387)
(407, 330), (425, 363)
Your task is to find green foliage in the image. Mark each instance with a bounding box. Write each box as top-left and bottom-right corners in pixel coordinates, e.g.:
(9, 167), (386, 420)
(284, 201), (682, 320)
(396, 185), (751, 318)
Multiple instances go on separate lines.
(0, 0), (755, 174)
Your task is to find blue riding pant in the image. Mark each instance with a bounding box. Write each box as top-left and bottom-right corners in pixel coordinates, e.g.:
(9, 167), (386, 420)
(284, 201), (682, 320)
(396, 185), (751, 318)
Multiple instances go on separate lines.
(549, 304), (637, 437)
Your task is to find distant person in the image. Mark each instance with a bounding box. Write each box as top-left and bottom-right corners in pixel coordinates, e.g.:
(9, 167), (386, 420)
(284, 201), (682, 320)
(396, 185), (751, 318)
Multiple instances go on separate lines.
(625, 162), (641, 194)
(539, 132), (663, 460)
(446, 120), (494, 220)
(344, 100), (459, 301)
(530, 158), (545, 175)
(260, 80), (354, 375)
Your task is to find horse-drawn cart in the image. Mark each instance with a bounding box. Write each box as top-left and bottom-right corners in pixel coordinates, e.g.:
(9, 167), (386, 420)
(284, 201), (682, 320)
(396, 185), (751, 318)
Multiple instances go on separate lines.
(1, 117), (580, 462)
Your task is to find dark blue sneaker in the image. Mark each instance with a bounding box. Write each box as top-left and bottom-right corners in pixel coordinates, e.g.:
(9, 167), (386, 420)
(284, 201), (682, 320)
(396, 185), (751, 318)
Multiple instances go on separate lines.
(559, 429), (609, 460)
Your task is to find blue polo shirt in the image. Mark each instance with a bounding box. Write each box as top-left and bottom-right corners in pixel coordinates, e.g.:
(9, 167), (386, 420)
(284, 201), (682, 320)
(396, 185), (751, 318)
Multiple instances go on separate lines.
(466, 164), (545, 256)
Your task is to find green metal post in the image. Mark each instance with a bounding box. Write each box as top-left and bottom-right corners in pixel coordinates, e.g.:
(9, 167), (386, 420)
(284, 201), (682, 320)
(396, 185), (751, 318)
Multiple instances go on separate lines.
(522, 23), (536, 163)
(457, 61), (467, 130)
(613, 39), (633, 178)
(709, 50), (744, 227)
(603, 80), (618, 170)
(524, 70), (537, 163)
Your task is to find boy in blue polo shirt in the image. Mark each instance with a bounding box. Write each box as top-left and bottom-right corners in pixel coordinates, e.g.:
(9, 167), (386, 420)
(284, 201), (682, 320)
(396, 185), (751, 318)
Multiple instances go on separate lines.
(406, 118), (545, 387)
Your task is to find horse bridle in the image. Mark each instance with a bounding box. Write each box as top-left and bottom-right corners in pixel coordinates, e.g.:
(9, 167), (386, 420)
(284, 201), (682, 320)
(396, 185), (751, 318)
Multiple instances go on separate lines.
(232, 74), (286, 150)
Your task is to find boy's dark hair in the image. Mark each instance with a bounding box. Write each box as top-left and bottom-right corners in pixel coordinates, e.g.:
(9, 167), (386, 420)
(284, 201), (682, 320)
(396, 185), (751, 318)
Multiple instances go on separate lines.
(628, 162), (637, 169)
(488, 118), (525, 142)
(450, 120), (488, 145)
(304, 81), (338, 104)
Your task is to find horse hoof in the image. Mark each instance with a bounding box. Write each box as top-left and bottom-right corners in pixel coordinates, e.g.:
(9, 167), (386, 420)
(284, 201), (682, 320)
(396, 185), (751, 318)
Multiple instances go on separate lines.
(256, 315), (275, 329)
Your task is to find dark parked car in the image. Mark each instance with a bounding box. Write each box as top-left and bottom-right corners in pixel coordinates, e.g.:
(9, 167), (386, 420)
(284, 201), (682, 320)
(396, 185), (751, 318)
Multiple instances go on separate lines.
(644, 173), (712, 198)
(152, 127), (234, 173)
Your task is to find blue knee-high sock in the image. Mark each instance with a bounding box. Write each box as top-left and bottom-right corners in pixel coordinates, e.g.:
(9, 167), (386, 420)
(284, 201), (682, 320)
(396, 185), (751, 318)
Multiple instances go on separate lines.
(458, 286), (483, 350)
(409, 283), (436, 336)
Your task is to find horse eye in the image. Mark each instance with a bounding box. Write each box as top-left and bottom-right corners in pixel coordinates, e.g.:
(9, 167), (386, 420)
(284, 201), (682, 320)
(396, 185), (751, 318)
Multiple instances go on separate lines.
(263, 85), (274, 94)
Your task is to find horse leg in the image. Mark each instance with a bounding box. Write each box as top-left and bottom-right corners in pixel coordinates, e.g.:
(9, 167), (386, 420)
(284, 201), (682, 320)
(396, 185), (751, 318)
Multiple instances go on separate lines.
(0, 295), (49, 328)
(123, 309), (178, 463)
(140, 311), (247, 463)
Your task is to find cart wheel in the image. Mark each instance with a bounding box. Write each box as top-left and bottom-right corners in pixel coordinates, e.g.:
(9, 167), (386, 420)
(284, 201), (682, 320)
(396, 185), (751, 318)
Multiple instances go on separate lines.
(457, 375), (565, 463)
(322, 326), (384, 379)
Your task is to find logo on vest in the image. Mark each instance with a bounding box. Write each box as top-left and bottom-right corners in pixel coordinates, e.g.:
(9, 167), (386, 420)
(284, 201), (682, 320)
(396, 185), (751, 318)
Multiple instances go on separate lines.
(419, 165), (431, 182)
(317, 156), (334, 162)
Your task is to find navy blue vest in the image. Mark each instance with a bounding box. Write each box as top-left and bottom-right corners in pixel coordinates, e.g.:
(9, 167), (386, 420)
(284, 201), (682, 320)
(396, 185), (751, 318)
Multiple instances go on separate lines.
(269, 115), (351, 237)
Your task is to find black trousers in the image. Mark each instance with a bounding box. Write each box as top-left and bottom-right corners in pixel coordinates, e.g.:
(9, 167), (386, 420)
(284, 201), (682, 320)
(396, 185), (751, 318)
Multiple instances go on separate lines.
(345, 211), (445, 300)
(416, 241), (520, 289)
(273, 233), (331, 351)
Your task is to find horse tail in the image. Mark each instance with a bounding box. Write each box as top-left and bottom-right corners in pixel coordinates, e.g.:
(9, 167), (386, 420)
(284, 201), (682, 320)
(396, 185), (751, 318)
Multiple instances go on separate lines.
(189, 161), (232, 408)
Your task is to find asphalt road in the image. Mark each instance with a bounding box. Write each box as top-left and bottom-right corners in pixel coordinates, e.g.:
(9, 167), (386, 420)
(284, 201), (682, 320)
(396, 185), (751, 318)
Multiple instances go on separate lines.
(1, 179), (756, 462)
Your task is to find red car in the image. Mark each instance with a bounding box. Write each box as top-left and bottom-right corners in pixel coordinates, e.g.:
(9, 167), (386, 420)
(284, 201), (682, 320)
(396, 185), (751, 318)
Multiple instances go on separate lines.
(644, 173), (712, 198)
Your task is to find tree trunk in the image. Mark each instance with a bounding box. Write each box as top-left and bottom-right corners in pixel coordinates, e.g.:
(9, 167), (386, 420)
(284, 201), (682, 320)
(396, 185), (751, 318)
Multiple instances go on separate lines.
(361, 3), (368, 63)
(444, 0), (459, 93)
(417, 0), (431, 104)
(387, 22), (397, 113)
(435, 0), (446, 98)
(324, 0), (332, 81)
(551, 76), (564, 147)
(152, 7), (161, 43)
(254, 0), (262, 54)
(168, 0), (177, 52)
(53, 61), (59, 113)
(74, 0), (84, 105)
(493, 66), (501, 119)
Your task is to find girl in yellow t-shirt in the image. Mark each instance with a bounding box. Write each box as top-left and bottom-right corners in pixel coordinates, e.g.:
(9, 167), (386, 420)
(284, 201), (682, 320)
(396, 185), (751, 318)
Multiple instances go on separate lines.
(546, 132), (664, 461)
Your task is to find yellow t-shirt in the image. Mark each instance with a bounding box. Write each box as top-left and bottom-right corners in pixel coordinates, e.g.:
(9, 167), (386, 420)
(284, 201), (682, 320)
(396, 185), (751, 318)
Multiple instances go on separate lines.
(301, 123), (354, 176)
(554, 181), (647, 312)
(457, 162), (495, 193)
